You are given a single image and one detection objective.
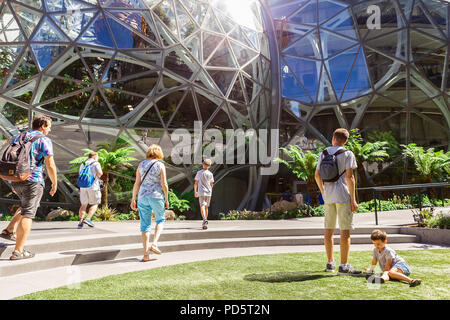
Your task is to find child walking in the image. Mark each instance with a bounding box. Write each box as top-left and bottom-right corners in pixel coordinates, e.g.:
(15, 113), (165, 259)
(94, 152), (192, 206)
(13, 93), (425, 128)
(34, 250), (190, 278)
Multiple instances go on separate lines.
(366, 229), (422, 287)
(194, 159), (214, 230)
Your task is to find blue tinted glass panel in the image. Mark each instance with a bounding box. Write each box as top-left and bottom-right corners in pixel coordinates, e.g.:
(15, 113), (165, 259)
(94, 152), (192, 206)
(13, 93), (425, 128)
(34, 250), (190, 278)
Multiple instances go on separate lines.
(283, 32), (319, 58)
(328, 49), (356, 99)
(32, 18), (69, 42)
(269, 0), (308, 20)
(290, 2), (317, 25)
(50, 11), (97, 40)
(30, 44), (66, 70)
(284, 55), (319, 102)
(341, 47), (371, 101)
(78, 13), (114, 48)
(321, 30), (358, 58)
(318, 0), (347, 23)
(281, 59), (312, 102)
(106, 16), (153, 49)
(322, 9), (356, 39)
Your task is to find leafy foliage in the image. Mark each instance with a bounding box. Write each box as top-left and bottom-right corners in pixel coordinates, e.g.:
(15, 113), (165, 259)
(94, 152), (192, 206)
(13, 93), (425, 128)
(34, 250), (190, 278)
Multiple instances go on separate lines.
(220, 206), (316, 220)
(402, 144), (450, 182)
(275, 145), (319, 182)
(168, 189), (191, 214)
(412, 207), (435, 228)
(93, 206), (119, 221)
(429, 213), (450, 229)
(346, 129), (390, 163)
(368, 131), (400, 158)
(69, 146), (137, 206)
(95, 134), (132, 152)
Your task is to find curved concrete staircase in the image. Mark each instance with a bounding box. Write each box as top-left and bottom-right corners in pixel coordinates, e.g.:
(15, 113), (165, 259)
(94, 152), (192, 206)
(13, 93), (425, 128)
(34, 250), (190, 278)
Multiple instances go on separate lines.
(0, 222), (418, 277)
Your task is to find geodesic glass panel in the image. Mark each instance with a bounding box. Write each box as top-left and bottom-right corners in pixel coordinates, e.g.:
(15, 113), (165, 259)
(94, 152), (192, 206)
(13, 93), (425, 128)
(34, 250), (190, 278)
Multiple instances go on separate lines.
(271, 0), (449, 155)
(0, 0), (272, 205)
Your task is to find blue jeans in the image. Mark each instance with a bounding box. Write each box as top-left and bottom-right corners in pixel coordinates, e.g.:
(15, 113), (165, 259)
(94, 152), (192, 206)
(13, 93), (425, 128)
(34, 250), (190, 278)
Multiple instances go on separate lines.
(138, 197), (165, 232)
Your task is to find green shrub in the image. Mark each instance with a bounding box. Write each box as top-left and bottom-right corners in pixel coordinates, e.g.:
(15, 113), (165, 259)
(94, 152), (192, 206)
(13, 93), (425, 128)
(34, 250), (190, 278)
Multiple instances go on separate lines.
(429, 213), (450, 229)
(412, 208), (435, 227)
(168, 189), (191, 214)
(0, 213), (13, 221)
(115, 211), (140, 221)
(94, 206), (118, 221)
(220, 206), (316, 220)
(180, 191), (197, 212)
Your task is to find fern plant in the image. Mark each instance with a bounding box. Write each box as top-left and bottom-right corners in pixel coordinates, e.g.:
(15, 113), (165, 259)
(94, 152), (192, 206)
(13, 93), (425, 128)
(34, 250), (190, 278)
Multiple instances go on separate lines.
(346, 129), (390, 186)
(70, 146), (137, 206)
(402, 144), (450, 183)
(276, 145), (319, 183)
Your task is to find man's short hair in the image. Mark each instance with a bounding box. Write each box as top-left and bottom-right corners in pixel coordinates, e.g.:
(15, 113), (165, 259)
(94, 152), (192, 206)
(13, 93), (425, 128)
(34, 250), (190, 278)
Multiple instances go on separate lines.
(146, 144), (164, 160)
(371, 229), (387, 242)
(88, 152), (98, 159)
(32, 115), (52, 130)
(333, 128), (350, 143)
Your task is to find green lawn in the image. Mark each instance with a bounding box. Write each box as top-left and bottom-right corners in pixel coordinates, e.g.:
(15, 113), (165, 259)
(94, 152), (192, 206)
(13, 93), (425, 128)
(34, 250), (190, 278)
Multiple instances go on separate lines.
(17, 249), (450, 300)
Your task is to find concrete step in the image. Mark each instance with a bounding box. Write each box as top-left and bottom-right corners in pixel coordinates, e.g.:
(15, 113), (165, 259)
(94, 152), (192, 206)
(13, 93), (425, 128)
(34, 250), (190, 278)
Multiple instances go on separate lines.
(0, 226), (403, 259)
(0, 233), (418, 277)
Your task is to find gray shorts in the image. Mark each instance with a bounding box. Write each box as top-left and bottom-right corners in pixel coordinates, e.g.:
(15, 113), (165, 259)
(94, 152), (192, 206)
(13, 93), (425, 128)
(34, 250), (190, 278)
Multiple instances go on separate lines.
(199, 196), (211, 207)
(11, 181), (44, 219)
(80, 188), (101, 205)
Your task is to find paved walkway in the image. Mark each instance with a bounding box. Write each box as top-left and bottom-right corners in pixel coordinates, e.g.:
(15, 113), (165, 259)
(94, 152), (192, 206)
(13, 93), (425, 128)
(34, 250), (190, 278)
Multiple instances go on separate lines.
(0, 209), (448, 300)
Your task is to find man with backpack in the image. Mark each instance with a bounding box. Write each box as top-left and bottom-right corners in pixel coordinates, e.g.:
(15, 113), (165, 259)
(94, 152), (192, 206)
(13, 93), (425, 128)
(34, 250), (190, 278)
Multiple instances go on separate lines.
(77, 152), (103, 228)
(0, 115), (57, 260)
(315, 128), (361, 275)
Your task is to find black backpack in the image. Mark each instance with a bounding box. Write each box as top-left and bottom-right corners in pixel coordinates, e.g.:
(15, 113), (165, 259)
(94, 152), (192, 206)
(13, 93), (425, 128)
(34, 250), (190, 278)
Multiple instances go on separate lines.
(0, 132), (43, 182)
(319, 148), (348, 182)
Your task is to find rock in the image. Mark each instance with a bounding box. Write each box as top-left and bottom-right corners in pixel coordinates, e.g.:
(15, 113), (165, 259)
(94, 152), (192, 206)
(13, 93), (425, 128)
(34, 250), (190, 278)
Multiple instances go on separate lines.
(151, 210), (176, 221)
(271, 200), (298, 212)
(165, 210), (176, 220)
(46, 208), (74, 221)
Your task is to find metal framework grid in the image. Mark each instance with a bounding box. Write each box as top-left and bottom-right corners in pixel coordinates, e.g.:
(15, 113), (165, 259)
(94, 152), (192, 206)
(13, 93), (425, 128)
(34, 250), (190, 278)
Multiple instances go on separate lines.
(0, 0), (274, 208)
(270, 0), (450, 150)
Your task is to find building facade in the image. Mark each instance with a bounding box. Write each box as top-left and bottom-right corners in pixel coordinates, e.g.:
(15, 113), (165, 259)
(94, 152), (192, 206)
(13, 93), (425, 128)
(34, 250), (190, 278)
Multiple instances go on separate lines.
(0, 0), (449, 214)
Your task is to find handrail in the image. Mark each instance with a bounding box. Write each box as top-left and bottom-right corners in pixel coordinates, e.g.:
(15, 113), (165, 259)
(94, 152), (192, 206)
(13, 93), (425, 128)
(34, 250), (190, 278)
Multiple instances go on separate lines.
(266, 182), (449, 225)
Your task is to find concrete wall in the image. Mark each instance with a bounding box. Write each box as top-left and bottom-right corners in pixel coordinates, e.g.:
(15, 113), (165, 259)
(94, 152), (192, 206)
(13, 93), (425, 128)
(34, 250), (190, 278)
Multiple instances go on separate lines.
(400, 227), (450, 246)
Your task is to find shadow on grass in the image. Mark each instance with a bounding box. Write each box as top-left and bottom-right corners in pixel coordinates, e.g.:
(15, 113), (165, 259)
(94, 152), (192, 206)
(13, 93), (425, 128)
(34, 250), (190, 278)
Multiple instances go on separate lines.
(244, 271), (338, 283)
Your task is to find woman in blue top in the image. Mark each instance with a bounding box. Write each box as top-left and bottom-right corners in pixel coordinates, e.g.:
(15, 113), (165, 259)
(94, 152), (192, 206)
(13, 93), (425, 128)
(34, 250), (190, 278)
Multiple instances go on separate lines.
(131, 144), (169, 262)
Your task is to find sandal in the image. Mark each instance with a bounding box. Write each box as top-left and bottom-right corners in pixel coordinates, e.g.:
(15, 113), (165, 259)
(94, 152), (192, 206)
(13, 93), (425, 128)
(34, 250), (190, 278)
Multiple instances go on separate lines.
(10, 250), (35, 260)
(1, 229), (16, 241)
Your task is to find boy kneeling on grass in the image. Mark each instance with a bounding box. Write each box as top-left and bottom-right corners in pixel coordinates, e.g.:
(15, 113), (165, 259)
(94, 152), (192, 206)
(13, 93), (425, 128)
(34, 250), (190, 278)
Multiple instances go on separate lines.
(366, 229), (421, 287)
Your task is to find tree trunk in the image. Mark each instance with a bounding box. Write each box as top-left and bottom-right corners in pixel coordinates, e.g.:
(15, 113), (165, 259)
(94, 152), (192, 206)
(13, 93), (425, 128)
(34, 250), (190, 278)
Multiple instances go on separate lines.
(100, 172), (109, 207)
(357, 161), (371, 188)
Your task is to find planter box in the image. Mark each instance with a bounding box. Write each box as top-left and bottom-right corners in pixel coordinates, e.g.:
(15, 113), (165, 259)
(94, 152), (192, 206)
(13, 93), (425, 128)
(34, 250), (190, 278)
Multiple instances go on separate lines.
(400, 227), (450, 246)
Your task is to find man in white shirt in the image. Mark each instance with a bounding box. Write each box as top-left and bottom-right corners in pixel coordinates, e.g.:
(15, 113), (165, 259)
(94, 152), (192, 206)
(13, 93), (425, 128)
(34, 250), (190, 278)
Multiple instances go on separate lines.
(315, 128), (361, 275)
(78, 152), (103, 228)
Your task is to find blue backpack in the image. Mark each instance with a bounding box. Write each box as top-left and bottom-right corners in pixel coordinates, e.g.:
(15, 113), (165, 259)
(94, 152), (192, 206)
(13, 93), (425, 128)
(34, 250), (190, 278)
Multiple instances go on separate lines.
(77, 161), (97, 188)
